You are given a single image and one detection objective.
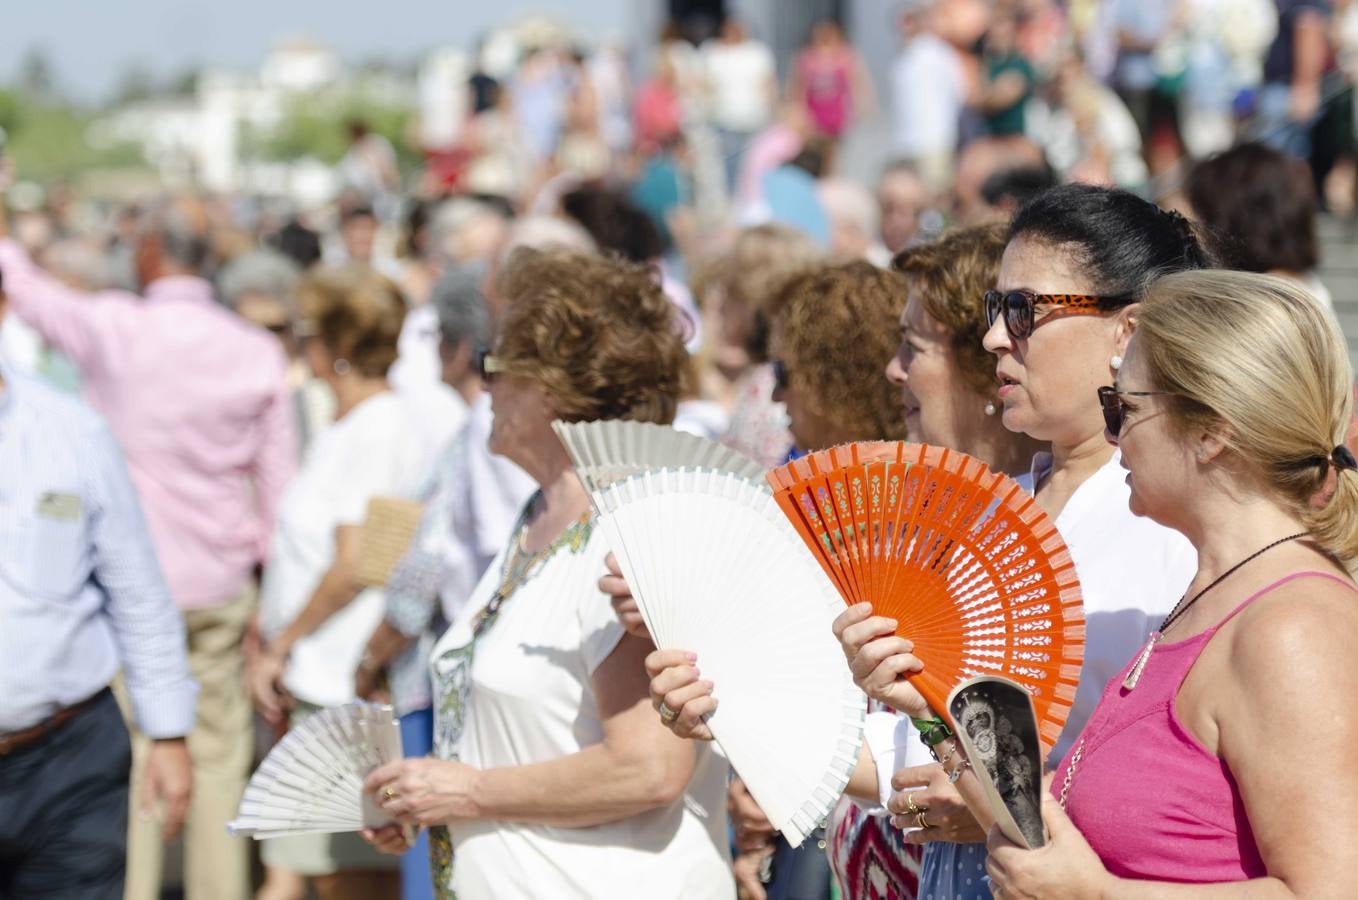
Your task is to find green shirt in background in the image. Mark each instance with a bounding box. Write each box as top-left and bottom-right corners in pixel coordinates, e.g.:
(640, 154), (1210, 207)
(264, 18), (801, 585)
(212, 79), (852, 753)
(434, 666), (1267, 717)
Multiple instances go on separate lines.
(984, 54), (1035, 137)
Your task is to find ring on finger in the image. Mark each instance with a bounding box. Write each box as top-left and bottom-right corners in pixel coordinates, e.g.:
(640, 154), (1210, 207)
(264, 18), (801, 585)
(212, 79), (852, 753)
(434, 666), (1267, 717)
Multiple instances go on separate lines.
(658, 700), (679, 723)
(914, 811), (931, 830)
(904, 793), (925, 816)
(382, 785), (399, 803)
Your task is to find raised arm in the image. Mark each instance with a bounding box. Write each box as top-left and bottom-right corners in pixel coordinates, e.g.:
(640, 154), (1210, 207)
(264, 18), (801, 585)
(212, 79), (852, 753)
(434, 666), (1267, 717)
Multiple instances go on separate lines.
(0, 188), (115, 372)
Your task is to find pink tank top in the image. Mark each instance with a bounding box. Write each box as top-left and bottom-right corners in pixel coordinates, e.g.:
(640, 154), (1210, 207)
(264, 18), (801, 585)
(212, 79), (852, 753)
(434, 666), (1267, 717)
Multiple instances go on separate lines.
(1051, 571), (1355, 882)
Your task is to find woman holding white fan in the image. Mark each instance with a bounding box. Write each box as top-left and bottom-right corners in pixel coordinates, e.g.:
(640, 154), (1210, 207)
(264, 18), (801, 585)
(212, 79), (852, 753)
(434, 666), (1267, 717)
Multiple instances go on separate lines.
(615, 240), (1042, 900)
(358, 248), (733, 900)
(643, 184), (1213, 899)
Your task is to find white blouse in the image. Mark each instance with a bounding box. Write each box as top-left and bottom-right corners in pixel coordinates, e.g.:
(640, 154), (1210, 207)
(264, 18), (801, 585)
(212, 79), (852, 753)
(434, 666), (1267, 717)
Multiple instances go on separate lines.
(260, 387), (463, 707)
(429, 518), (735, 899)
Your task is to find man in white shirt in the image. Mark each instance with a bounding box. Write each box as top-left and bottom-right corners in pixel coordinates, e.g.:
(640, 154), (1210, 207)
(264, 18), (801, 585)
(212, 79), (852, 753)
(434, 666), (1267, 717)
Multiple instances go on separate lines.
(890, 1), (967, 193)
(701, 19), (778, 188)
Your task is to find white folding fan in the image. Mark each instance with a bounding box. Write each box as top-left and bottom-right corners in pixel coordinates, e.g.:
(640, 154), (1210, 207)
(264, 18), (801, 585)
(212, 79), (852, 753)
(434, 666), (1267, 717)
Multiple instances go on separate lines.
(593, 468), (864, 847)
(553, 419), (768, 497)
(229, 702), (401, 839)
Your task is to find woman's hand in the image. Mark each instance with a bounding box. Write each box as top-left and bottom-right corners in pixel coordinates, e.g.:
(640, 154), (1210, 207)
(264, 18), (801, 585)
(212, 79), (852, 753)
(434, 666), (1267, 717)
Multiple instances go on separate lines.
(732, 846), (773, 900)
(985, 795), (1112, 899)
(364, 757), (483, 829)
(360, 823), (414, 856)
(599, 553), (651, 640)
(247, 647), (292, 726)
(728, 778), (776, 852)
(644, 648), (714, 740)
(888, 761), (986, 844)
(832, 603), (928, 718)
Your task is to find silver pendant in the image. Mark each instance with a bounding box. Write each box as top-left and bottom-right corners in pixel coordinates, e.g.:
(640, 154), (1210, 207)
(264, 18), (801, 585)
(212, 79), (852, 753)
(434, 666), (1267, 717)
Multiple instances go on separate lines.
(1122, 632), (1160, 690)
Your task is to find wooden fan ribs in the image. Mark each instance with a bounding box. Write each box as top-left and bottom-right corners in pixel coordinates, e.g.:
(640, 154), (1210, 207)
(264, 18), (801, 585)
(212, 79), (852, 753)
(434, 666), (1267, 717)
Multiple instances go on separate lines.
(768, 442), (1086, 754)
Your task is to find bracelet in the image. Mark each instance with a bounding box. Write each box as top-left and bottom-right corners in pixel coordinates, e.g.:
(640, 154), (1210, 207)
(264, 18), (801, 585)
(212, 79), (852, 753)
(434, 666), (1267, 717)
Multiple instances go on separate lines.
(911, 714), (953, 747)
(932, 737), (958, 768)
(947, 758), (973, 784)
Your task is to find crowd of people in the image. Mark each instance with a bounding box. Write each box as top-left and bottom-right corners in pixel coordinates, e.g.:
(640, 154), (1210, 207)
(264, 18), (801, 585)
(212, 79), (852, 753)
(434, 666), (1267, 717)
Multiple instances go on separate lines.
(2, 2), (1358, 900)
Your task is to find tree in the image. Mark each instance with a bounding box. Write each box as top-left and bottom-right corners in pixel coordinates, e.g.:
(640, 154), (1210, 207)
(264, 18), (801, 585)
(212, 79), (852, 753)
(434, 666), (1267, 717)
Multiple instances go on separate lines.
(167, 66), (201, 97)
(113, 60), (157, 106)
(18, 46), (59, 105)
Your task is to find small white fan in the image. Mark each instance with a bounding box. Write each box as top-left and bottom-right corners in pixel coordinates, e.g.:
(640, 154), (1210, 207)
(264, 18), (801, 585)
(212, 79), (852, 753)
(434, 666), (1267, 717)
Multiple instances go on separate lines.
(229, 703), (401, 839)
(553, 419), (767, 497)
(594, 468), (864, 847)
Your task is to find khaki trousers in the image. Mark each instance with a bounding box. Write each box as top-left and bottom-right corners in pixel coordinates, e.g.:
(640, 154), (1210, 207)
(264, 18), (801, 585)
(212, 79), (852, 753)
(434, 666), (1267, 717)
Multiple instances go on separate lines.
(122, 584), (255, 900)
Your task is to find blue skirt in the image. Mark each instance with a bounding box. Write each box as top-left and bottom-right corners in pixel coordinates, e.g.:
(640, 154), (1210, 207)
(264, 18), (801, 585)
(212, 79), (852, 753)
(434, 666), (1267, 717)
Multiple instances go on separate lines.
(918, 842), (989, 900)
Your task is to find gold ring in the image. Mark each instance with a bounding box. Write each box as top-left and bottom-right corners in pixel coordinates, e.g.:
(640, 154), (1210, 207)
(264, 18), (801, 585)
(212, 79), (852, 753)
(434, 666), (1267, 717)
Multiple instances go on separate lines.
(382, 786), (398, 803)
(914, 810), (931, 830)
(658, 701), (679, 723)
(905, 793), (924, 815)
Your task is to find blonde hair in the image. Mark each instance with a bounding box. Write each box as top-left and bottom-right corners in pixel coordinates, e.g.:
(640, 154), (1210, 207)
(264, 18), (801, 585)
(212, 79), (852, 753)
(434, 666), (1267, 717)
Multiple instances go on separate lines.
(1137, 270), (1358, 560)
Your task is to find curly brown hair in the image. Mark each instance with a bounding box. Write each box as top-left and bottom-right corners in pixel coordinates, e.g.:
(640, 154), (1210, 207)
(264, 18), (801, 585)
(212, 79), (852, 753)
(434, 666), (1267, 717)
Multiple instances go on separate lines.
(775, 261), (909, 441)
(494, 248), (687, 424)
(296, 264), (406, 378)
(718, 224), (825, 362)
(891, 224), (1008, 399)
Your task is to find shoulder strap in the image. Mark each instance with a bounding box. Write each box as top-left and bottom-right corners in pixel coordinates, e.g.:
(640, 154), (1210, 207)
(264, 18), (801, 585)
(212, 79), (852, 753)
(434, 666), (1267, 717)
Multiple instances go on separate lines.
(1210, 570), (1358, 635)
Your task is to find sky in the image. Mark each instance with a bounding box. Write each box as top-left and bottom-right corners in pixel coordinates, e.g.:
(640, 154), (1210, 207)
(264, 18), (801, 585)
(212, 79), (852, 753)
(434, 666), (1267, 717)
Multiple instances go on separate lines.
(0, 0), (642, 103)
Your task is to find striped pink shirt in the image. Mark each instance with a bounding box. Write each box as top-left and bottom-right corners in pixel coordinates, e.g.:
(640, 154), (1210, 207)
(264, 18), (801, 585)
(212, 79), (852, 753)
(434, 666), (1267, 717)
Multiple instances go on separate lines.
(0, 239), (295, 609)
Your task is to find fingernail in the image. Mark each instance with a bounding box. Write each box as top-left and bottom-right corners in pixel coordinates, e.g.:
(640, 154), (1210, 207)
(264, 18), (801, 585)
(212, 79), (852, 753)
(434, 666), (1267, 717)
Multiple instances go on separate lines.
(702, 680), (714, 689)
(685, 652), (698, 661)
(692, 666), (700, 676)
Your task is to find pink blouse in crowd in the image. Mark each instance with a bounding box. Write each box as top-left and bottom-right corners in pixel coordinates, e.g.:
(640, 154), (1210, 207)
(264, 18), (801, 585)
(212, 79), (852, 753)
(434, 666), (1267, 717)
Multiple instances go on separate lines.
(1054, 571), (1354, 883)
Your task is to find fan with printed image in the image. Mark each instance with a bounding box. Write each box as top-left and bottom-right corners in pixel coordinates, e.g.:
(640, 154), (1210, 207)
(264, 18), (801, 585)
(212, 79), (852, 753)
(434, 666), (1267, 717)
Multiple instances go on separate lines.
(767, 441), (1085, 753)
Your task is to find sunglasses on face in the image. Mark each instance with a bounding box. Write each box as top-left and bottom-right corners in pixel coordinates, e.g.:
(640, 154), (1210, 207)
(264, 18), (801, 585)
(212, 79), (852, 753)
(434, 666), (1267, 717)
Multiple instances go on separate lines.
(1097, 386), (1177, 436)
(983, 290), (1119, 339)
(771, 359), (789, 391)
(475, 348), (510, 381)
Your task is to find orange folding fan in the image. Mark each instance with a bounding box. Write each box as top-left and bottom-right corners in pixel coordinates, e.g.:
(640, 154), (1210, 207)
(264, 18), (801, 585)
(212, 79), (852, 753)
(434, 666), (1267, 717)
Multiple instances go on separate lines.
(767, 442), (1085, 752)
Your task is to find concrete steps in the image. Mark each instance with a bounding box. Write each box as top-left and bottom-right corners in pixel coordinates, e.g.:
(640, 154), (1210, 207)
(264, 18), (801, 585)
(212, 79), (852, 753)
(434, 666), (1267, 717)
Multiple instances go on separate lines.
(1319, 215), (1358, 361)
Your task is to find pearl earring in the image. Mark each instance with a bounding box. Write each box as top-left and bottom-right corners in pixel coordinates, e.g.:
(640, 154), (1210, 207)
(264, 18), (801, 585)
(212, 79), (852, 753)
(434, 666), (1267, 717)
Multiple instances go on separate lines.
(333, 358), (352, 376)
(1110, 355), (1123, 371)
(984, 401), (997, 416)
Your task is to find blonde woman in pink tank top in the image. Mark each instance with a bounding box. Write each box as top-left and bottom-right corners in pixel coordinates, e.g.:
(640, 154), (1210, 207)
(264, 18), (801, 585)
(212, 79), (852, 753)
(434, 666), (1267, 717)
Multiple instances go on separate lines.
(985, 270), (1358, 896)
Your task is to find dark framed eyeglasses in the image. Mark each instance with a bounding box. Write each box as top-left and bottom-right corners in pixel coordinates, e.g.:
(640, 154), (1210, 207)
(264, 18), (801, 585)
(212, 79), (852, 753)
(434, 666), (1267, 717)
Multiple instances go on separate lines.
(1097, 385), (1177, 435)
(771, 359), (789, 391)
(475, 348), (510, 381)
(983, 289), (1121, 339)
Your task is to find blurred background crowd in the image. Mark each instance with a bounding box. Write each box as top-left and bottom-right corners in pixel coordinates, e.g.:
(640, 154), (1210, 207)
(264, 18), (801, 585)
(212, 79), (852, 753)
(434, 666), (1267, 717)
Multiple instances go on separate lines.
(2, 0), (1357, 899)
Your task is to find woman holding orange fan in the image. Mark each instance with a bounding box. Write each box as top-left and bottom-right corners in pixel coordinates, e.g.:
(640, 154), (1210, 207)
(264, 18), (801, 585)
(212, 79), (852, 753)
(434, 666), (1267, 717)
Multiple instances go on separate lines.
(986, 271), (1358, 894)
(835, 184), (1208, 897)
(625, 230), (1046, 900)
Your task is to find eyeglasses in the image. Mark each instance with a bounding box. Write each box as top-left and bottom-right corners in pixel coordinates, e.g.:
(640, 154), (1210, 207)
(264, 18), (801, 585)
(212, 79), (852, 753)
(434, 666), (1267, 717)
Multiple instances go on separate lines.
(983, 290), (1121, 339)
(771, 359), (789, 391)
(1097, 386), (1177, 435)
(475, 348), (511, 380)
